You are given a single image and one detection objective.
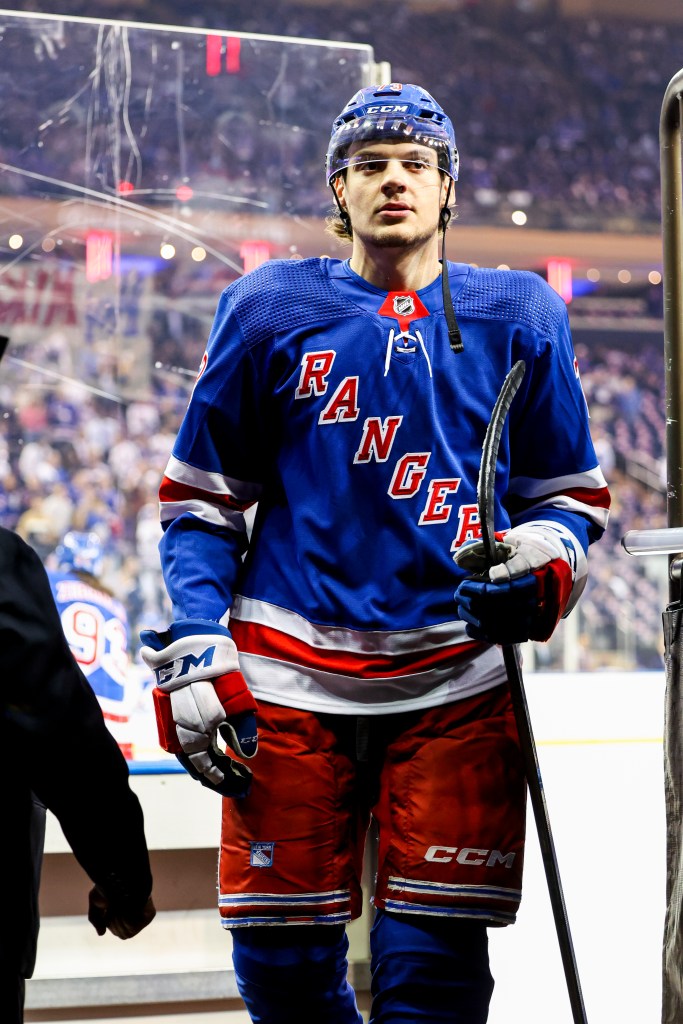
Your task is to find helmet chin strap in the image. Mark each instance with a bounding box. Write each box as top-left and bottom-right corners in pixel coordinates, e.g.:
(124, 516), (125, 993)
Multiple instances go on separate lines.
(331, 185), (352, 236)
(440, 179), (464, 354)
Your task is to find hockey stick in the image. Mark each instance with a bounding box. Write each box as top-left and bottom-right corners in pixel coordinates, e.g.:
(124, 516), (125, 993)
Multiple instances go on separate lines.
(477, 359), (589, 1024)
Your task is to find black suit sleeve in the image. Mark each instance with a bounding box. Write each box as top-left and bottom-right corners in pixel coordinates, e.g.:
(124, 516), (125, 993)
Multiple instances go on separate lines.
(1, 529), (152, 916)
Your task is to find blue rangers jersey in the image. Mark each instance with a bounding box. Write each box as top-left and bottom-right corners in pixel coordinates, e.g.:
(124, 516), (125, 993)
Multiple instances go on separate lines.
(158, 258), (610, 714)
(49, 569), (135, 735)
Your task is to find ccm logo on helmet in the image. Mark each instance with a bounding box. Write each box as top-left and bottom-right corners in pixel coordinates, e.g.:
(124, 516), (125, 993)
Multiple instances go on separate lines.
(425, 846), (516, 868)
(365, 104), (409, 114)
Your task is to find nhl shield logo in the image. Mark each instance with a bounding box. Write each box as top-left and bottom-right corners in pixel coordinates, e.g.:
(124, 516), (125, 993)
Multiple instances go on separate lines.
(393, 294), (415, 318)
(250, 841), (275, 868)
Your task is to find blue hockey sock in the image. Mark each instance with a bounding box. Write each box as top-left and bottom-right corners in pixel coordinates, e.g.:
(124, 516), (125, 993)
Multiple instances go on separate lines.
(369, 910), (494, 1023)
(231, 924), (364, 1024)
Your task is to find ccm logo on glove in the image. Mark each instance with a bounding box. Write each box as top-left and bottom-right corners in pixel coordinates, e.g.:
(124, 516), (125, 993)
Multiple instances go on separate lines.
(153, 644), (220, 687)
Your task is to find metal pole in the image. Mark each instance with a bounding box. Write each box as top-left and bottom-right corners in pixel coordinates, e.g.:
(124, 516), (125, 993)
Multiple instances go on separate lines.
(660, 70), (683, 601)
(624, 69), (683, 1024)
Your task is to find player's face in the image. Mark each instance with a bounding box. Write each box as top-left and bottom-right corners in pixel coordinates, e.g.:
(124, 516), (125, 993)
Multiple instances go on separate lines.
(333, 140), (449, 252)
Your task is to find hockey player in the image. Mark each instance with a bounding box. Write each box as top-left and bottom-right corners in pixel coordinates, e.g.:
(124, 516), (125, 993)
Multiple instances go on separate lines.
(49, 531), (136, 759)
(141, 84), (610, 1023)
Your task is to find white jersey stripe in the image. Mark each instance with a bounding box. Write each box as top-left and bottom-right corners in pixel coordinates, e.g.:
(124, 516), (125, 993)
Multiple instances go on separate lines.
(382, 900), (517, 923)
(222, 912), (352, 928)
(388, 877), (522, 901)
(514, 494), (609, 530)
(237, 646), (507, 715)
(219, 890), (349, 906)
(508, 465), (607, 497)
(159, 499), (246, 531)
(231, 595), (470, 656)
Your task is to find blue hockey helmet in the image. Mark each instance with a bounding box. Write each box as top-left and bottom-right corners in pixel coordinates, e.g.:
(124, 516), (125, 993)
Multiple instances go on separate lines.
(55, 531), (104, 576)
(326, 83), (459, 185)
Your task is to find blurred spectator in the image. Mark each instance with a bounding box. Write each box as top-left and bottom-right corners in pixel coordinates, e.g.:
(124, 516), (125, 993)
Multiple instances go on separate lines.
(0, 1), (676, 231)
(46, 530), (139, 759)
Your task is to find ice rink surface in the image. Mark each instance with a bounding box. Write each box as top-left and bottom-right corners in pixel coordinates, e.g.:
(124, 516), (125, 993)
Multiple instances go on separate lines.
(488, 671), (665, 1024)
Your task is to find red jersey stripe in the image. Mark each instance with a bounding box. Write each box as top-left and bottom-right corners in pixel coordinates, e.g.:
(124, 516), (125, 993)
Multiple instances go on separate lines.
(507, 484), (611, 514)
(230, 619), (481, 679)
(159, 474), (252, 512)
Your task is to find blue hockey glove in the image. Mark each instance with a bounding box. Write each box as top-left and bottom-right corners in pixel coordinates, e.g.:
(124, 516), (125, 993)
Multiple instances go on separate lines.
(140, 618), (257, 798)
(453, 525), (577, 645)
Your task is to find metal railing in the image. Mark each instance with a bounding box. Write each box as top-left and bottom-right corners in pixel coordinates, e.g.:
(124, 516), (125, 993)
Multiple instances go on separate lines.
(622, 68), (683, 599)
(622, 68), (683, 1024)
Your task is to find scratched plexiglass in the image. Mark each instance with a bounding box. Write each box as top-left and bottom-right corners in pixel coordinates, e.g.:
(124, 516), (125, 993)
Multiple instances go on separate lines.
(0, 11), (373, 742)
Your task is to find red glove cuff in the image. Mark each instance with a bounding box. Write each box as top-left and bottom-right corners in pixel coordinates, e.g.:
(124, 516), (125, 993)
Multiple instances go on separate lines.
(152, 687), (182, 753)
(152, 672), (257, 757)
(152, 671), (259, 753)
(530, 559), (574, 642)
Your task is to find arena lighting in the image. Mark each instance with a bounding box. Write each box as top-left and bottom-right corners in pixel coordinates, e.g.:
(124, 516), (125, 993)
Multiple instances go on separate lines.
(240, 240), (271, 273)
(617, 269), (632, 284)
(206, 34), (241, 76)
(41, 238), (56, 253)
(8, 234), (22, 250)
(176, 184), (193, 202)
(226, 37), (241, 74)
(206, 34), (221, 76)
(511, 209), (527, 225)
(496, 263), (510, 271)
(649, 270), (662, 285)
(86, 230), (113, 283)
(586, 267), (600, 282)
(191, 247), (207, 262)
(160, 243), (176, 260)
(547, 258), (573, 303)
(117, 180), (135, 195)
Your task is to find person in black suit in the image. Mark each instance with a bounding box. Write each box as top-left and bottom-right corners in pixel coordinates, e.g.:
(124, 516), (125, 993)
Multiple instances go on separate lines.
(0, 528), (156, 1023)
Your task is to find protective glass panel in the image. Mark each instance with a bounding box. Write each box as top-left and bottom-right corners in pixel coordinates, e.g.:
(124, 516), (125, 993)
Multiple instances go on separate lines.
(0, 10), (374, 761)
